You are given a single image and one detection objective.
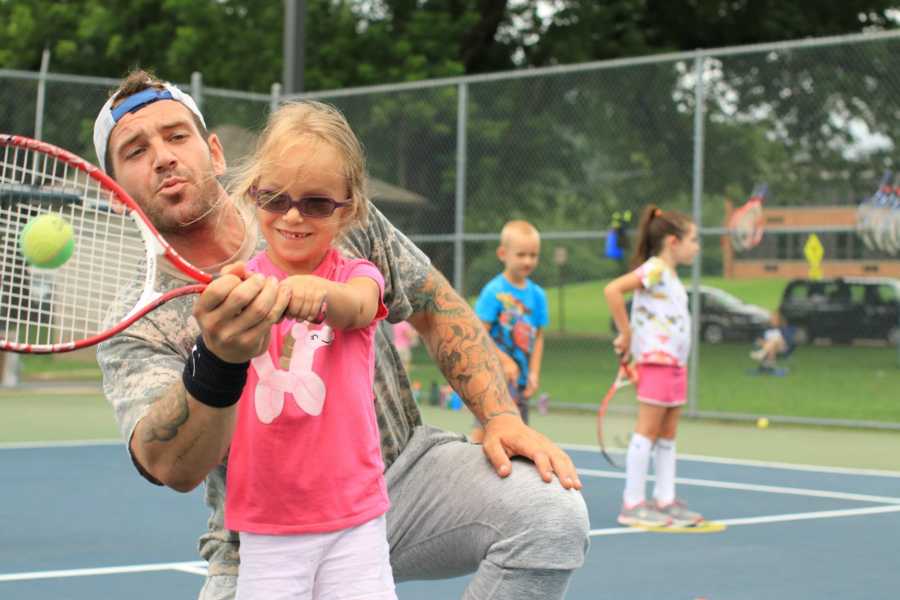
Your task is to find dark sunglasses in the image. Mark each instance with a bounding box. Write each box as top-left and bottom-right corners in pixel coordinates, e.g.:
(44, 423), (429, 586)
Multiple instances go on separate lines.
(249, 186), (351, 218)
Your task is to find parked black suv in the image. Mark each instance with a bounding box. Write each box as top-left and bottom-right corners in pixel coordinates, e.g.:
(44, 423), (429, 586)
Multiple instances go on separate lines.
(610, 285), (771, 344)
(778, 277), (900, 345)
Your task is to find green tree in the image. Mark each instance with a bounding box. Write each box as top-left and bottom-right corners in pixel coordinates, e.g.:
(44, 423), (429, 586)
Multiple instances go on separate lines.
(3, 0), (898, 283)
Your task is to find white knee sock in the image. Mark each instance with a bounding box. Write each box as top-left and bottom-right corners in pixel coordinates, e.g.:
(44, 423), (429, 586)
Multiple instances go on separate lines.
(623, 433), (653, 507)
(652, 437), (676, 506)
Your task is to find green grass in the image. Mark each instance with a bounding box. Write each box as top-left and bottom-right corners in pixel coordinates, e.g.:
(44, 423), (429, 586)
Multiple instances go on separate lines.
(1, 389), (897, 471)
(410, 338), (900, 424)
(416, 406), (900, 472)
(10, 274), (899, 427)
(433, 274), (898, 423)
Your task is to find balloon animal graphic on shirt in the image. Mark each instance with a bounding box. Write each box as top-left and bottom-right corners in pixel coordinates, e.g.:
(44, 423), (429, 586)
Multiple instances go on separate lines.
(250, 321), (334, 424)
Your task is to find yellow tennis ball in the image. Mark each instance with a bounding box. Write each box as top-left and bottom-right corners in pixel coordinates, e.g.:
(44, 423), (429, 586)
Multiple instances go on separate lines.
(756, 417), (769, 429)
(19, 213), (75, 269)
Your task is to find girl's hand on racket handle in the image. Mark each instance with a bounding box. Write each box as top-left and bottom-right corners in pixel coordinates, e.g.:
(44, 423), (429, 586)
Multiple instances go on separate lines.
(194, 262), (292, 364)
(280, 275), (329, 323)
(613, 330), (631, 358)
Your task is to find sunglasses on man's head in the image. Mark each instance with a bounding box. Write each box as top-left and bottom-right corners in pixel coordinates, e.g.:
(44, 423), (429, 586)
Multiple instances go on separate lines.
(249, 186), (351, 218)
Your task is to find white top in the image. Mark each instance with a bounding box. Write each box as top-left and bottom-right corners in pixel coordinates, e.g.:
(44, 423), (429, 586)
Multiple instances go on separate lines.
(629, 257), (691, 367)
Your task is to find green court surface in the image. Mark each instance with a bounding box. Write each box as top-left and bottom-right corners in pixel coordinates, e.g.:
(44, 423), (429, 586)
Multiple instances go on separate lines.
(0, 387), (119, 442)
(2, 384), (898, 472)
(418, 405), (900, 472)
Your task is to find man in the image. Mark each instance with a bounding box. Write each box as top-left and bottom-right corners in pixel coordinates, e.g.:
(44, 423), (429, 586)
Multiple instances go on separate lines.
(94, 70), (589, 600)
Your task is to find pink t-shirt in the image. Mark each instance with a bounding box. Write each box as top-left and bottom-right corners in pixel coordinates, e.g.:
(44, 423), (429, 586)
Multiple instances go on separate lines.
(225, 247), (389, 535)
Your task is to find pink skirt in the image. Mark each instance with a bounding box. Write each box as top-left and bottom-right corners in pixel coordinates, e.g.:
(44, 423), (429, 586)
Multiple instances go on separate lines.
(636, 363), (687, 407)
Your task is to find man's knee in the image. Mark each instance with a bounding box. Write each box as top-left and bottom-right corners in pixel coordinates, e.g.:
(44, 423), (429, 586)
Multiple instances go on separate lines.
(491, 464), (590, 570)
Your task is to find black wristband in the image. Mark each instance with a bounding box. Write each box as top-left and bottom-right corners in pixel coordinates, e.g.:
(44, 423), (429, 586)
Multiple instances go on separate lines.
(182, 336), (250, 408)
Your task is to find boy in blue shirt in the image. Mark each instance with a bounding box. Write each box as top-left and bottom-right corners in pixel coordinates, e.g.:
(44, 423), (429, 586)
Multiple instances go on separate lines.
(471, 221), (549, 442)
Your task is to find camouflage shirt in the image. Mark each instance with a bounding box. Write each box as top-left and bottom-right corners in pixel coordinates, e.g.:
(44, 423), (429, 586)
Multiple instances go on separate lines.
(97, 202), (430, 576)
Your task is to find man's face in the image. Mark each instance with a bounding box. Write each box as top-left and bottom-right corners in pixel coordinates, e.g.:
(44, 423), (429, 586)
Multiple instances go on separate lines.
(106, 100), (225, 234)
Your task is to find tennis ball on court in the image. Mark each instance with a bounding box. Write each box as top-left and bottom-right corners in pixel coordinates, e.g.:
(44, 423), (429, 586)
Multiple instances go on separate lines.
(756, 417), (769, 429)
(19, 213), (75, 268)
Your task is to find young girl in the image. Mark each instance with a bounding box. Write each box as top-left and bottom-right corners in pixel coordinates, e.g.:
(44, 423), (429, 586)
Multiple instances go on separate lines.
(603, 205), (702, 528)
(225, 101), (396, 599)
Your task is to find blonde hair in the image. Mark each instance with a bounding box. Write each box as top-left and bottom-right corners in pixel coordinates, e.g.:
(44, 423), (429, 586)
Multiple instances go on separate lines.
(499, 220), (540, 247)
(229, 100), (369, 232)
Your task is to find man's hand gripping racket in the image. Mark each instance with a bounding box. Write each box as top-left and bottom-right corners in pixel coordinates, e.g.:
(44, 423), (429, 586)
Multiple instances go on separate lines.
(596, 352), (637, 469)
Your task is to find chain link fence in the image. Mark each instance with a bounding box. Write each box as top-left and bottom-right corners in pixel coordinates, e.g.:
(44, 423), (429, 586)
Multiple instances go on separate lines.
(3, 31), (899, 428)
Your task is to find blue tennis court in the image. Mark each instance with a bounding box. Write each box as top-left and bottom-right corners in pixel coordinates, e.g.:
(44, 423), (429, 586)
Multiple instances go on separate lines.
(2, 442), (898, 599)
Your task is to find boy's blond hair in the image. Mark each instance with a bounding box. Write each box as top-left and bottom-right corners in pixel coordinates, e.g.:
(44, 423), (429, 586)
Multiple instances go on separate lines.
(499, 220), (540, 247)
(229, 100), (369, 233)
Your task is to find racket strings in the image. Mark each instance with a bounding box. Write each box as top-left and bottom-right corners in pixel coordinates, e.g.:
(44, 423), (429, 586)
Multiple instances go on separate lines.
(857, 171), (900, 256)
(729, 201), (763, 252)
(0, 143), (151, 350)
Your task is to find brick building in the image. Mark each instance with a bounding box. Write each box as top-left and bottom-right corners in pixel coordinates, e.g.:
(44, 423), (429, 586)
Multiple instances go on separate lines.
(722, 202), (900, 279)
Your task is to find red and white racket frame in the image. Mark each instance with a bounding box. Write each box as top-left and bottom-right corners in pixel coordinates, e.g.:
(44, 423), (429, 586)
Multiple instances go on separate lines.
(596, 359), (638, 469)
(0, 134), (212, 353)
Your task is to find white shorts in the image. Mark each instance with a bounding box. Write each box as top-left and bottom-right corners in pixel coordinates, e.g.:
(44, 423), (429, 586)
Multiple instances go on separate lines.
(236, 514), (397, 600)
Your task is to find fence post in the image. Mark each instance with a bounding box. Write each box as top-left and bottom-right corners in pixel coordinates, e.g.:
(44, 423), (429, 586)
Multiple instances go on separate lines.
(270, 82), (282, 114)
(687, 54), (707, 418)
(33, 48), (51, 140)
(191, 71), (203, 112)
(453, 81), (468, 294)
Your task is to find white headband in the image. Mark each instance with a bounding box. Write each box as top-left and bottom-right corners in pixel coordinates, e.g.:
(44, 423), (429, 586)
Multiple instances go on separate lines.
(93, 82), (206, 171)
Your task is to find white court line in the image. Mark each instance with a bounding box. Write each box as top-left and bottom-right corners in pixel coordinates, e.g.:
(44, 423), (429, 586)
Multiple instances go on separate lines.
(171, 564), (209, 576)
(562, 442), (900, 478)
(7, 507), (899, 582)
(0, 561), (206, 583)
(589, 503), (900, 537)
(577, 468), (900, 504)
(3, 440), (899, 479)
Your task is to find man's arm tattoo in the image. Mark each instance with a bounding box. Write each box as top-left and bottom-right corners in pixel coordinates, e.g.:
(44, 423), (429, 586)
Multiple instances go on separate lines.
(140, 386), (190, 444)
(410, 270), (519, 420)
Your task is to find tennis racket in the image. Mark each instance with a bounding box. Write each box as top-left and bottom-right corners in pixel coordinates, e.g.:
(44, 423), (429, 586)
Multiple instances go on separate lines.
(871, 174), (897, 255)
(0, 134), (212, 353)
(728, 183), (767, 252)
(884, 177), (900, 256)
(857, 171), (892, 253)
(596, 357), (637, 468)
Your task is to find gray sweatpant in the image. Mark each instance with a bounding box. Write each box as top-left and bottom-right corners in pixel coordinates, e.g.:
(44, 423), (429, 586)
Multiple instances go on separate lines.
(200, 426), (591, 599)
